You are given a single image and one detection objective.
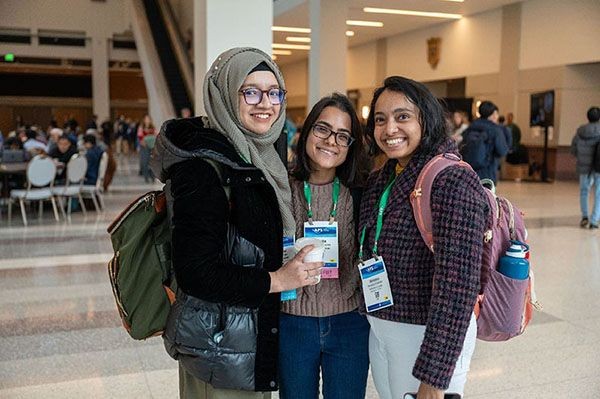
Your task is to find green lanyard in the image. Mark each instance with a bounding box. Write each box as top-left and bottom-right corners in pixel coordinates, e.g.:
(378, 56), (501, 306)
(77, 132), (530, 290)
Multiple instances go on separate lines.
(358, 175), (396, 260)
(304, 177), (340, 223)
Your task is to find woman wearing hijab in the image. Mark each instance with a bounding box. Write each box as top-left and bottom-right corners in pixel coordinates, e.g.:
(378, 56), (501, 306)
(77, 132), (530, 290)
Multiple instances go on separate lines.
(152, 47), (323, 398)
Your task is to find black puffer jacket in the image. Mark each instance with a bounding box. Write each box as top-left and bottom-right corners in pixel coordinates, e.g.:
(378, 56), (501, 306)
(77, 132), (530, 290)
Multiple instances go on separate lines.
(151, 117), (283, 391)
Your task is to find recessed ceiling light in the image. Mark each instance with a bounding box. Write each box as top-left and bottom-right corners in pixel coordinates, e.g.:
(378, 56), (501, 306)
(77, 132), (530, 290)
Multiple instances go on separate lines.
(346, 30), (355, 37)
(272, 26), (311, 33)
(272, 50), (292, 55)
(272, 43), (310, 51)
(363, 7), (462, 19)
(346, 20), (384, 27)
(286, 36), (311, 43)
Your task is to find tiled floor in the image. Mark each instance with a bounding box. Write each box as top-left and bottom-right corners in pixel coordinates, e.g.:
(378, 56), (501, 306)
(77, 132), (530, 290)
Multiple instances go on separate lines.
(1, 154), (599, 398)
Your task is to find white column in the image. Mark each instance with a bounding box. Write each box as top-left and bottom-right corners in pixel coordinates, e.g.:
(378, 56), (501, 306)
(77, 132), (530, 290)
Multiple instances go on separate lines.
(91, 36), (110, 122)
(194, 0), (272, 116)
(308, 0), (347, 109)
(497, 3), (521, 117)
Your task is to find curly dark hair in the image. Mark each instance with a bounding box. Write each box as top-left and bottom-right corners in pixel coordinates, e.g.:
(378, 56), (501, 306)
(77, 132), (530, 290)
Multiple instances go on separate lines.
(365, 76), (449, 157)
(291, 93), (369, 187)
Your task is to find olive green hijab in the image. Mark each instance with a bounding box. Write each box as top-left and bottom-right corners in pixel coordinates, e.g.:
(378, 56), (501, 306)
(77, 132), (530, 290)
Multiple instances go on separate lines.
(203, 47), (294, 237)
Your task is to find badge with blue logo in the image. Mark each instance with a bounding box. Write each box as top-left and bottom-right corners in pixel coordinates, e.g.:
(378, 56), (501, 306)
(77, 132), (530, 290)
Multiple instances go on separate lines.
(358, 257), (394, 312)
(304, 221), (339, 279)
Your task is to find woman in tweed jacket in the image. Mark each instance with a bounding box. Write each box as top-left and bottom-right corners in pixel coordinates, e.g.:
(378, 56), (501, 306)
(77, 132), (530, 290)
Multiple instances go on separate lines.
(359, 76), (488, 399)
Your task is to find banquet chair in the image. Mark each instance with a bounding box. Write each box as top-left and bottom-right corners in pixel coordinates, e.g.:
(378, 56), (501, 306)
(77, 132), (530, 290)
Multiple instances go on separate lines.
(8, 155), (60, 226)
(81, 151), (108, 211)
(52, 154), (88, 219)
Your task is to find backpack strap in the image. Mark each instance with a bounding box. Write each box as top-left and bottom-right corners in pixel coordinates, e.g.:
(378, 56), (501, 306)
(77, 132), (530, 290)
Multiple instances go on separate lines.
(410, 153), (472, 252)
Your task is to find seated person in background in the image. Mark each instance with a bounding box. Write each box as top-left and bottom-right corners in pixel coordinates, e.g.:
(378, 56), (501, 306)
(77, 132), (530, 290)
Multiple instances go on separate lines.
(4, 136), (24, 151)
(83, 134), (104, 185)
(22, 129), (47, 155)
(49, 134), (78, 183)
(46, 128), (64, 154)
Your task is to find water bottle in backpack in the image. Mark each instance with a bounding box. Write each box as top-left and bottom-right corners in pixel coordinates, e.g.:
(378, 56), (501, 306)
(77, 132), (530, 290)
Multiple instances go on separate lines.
(498, 240), (530, 280)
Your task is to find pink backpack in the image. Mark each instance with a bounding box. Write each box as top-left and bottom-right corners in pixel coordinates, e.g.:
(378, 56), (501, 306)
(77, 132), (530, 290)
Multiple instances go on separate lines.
(410, 153), (541, 341)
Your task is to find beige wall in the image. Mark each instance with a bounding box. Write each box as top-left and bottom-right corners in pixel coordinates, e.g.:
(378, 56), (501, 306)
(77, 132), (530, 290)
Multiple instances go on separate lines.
(386, 9), (502, 81)
(514, 63), (600, 147)
(347, 42), (378, 90)
(281, 59), (308, 108)
(557, 64), (600, 146)
(520, 0), (600, 70)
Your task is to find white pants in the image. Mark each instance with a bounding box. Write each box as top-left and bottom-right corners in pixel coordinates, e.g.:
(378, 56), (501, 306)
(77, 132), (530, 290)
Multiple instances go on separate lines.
(367, 313), (477, 399)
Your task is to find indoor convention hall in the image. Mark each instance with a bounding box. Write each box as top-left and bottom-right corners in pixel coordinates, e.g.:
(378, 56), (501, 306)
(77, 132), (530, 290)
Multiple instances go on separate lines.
(0, 1), (599, 398)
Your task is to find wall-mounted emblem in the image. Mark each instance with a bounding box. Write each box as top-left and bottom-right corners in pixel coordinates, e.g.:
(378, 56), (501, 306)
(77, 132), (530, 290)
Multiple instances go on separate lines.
(427, 37), (441, 69)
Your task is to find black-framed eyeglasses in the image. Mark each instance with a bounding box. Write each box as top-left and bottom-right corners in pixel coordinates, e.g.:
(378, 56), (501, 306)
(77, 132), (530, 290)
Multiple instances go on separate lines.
(239, 87), (286, 105)
(312, 123), (355, 147)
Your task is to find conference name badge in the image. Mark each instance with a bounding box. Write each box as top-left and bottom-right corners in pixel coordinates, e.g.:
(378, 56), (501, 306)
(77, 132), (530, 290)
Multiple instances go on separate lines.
(304, 221), (339, 279)
(358, 257), (394, 312)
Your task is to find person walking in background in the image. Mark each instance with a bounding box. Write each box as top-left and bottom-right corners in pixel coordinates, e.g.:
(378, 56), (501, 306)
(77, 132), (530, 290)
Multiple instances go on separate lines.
(360, 76), (488, 399)
(460, 100), (508, 183)
(449, 111), (469, 144)
(137, 115), (155, 176)
(152, 47), (323, 399)
(139, 129), (156, 183)
(85, 114), (98, 130)
(279, 93), (370, 399)
(100, 119), (114, 149)
(505, 112), (529, 165)
(82, 134), (104, 185)
(506, 112), (521, 152)
(114, 115), (129, 155)
(571, 106), (600, 229)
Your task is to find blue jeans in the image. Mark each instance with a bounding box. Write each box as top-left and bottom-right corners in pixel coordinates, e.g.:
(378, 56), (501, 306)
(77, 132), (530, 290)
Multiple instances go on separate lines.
(278, 311), (370, 399)
(580, 173), (600, 225)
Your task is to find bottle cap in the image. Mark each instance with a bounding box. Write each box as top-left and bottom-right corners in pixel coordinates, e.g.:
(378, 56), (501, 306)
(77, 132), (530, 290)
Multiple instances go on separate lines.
(506, 241), (527, 258)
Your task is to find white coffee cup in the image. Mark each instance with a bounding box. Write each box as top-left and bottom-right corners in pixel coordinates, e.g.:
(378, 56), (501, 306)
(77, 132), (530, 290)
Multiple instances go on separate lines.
(294, 237), (325, 263)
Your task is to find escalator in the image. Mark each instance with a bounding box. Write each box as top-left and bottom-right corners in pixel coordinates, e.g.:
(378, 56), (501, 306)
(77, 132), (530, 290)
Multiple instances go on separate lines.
(141, 0), (192, 115)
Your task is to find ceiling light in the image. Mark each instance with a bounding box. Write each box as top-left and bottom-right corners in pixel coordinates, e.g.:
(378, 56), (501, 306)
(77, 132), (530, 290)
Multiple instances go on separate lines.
(363, 7), (462, 19)
(272, 50), (292, 55)
(286, 36), (311, 43)
(346, 20), (384, 27)
(346, 30), (355, 37)
(272, 26), (311, 33)
(272, 43), (310, 51)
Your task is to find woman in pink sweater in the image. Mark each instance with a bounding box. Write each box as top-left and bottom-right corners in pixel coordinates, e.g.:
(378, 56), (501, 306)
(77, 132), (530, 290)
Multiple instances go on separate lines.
(279, 93), (370, 399)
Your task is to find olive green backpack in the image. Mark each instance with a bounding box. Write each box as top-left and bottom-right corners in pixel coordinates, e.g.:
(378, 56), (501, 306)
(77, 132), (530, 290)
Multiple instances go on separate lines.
(107, 190), (175, 340)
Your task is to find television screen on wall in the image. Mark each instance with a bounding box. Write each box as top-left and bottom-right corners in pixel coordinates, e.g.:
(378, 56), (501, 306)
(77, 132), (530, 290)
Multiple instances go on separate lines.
(530, 90), (554, 127)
